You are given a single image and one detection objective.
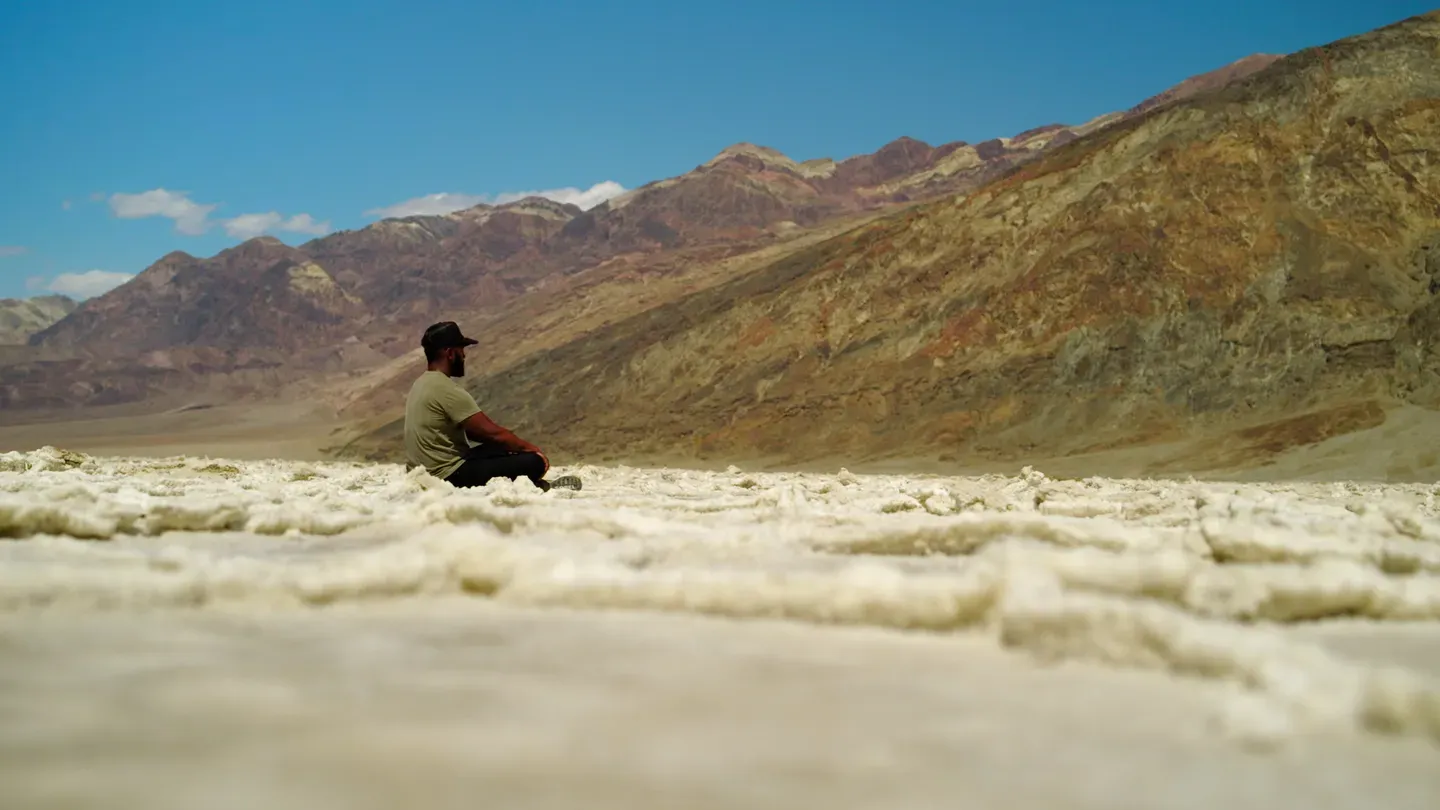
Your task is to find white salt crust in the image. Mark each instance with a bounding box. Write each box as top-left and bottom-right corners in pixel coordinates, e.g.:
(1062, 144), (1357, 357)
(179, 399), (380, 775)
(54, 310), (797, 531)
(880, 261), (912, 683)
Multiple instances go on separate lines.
(3, 446), (1440, 748)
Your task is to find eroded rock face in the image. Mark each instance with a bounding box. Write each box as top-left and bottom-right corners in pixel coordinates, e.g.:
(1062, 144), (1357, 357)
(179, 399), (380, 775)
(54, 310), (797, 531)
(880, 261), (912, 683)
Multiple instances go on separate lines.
(349, 11), (1440, 468)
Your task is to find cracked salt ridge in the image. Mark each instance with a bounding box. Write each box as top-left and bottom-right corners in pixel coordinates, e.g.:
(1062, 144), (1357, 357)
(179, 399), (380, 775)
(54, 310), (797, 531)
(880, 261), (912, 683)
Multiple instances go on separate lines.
(3, 448), (1440, 748)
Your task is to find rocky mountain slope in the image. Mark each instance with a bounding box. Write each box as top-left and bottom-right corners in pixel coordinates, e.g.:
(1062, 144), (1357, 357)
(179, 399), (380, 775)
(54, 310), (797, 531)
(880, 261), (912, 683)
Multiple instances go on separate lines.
(0, 295), (75, 345)
(341, 10), (1440, 475)
(1127, 53), (1284, 115)
(9, 110), (1131, 412)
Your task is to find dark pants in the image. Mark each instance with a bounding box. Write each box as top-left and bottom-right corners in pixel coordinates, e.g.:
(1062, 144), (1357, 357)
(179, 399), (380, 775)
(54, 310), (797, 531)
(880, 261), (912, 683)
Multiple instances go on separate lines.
(445, 443), (548, 489)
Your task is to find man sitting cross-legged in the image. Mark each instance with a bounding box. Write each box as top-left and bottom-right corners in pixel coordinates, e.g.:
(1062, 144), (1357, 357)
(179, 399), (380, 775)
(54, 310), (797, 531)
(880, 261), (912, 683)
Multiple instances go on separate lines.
(402, 321), (580, 492)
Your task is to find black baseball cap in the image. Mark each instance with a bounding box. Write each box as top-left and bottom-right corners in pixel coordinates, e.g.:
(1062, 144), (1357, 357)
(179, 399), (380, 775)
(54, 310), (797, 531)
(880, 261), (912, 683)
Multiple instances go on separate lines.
(421, 321), (479, 351)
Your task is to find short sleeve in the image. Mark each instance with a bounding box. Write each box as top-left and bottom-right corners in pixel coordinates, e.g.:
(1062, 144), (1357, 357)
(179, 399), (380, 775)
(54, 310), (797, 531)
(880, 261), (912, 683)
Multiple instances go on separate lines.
(438, 382), (482, 424)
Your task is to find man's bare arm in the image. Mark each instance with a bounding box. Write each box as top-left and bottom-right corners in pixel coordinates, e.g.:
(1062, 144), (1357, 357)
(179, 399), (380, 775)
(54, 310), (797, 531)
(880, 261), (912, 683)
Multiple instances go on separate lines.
(460, 410), (542, 455)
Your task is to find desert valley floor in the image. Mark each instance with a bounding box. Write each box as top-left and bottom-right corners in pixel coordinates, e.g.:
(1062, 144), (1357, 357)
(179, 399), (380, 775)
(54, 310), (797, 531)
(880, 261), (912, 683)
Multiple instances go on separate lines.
(2, 406), (1439, 809)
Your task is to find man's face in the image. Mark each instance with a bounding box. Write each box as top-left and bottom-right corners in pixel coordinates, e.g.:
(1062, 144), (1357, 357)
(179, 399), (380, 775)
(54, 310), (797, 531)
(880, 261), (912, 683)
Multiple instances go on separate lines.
(447, 346), (466, 378)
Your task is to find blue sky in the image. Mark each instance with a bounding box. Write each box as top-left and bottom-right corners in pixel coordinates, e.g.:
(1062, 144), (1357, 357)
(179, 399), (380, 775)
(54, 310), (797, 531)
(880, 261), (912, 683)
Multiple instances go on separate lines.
(0, 0), (1431, 300)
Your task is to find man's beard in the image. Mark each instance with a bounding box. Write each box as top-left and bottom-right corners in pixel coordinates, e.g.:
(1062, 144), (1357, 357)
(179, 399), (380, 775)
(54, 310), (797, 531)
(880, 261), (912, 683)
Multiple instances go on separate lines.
(450, 356), (465, 377)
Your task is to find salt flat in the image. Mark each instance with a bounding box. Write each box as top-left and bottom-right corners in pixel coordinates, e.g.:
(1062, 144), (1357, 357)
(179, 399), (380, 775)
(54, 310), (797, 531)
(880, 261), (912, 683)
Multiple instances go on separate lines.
(2, 447), (1439, 809)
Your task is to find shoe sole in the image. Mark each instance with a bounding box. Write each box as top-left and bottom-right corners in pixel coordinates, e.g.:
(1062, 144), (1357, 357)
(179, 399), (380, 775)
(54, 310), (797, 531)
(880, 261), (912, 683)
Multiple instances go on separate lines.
(549, 475), (583, 491)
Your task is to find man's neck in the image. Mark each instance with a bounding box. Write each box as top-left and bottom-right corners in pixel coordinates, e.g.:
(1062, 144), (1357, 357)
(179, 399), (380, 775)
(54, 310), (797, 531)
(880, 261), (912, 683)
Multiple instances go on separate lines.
(426, 364), (451, 376)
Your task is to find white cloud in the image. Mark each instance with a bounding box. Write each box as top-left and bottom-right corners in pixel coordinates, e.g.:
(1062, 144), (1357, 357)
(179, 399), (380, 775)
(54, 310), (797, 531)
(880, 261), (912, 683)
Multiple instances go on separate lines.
(494, 181), (627, 211)
(364, 181), (626, 219)
(222, 211), (332, 239)
(106, 188), (330, 240)
(0, 246), (27, 258)
(276, 213), (331, 235)
(109, 189), (217, 235)
(222, 213), (281, 239)
(40, 270), (135, 299)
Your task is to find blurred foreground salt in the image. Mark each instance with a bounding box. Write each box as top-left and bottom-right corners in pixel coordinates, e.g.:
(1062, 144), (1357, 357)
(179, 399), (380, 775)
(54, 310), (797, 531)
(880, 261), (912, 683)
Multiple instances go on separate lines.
(2, 446), (1440, 809)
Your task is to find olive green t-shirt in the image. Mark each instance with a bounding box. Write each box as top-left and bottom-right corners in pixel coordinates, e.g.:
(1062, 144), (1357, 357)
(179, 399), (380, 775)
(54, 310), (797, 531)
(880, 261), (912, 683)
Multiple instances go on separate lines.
(403, 371), (481, 479)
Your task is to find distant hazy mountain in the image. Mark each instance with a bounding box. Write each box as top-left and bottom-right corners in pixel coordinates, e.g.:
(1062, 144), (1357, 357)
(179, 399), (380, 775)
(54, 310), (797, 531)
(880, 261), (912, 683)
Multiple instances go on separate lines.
(0, 295), (77, 345)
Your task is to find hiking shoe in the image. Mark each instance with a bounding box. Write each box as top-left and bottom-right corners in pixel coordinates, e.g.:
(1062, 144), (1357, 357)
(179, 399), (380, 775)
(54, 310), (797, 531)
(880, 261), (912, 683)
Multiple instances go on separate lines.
(549, 475), (583, 491)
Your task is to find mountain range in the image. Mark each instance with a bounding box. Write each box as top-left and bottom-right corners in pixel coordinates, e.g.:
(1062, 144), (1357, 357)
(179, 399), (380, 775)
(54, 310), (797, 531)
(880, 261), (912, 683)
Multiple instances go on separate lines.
(0, 52), (1264, 412)
(7, 10), (1438, 478)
